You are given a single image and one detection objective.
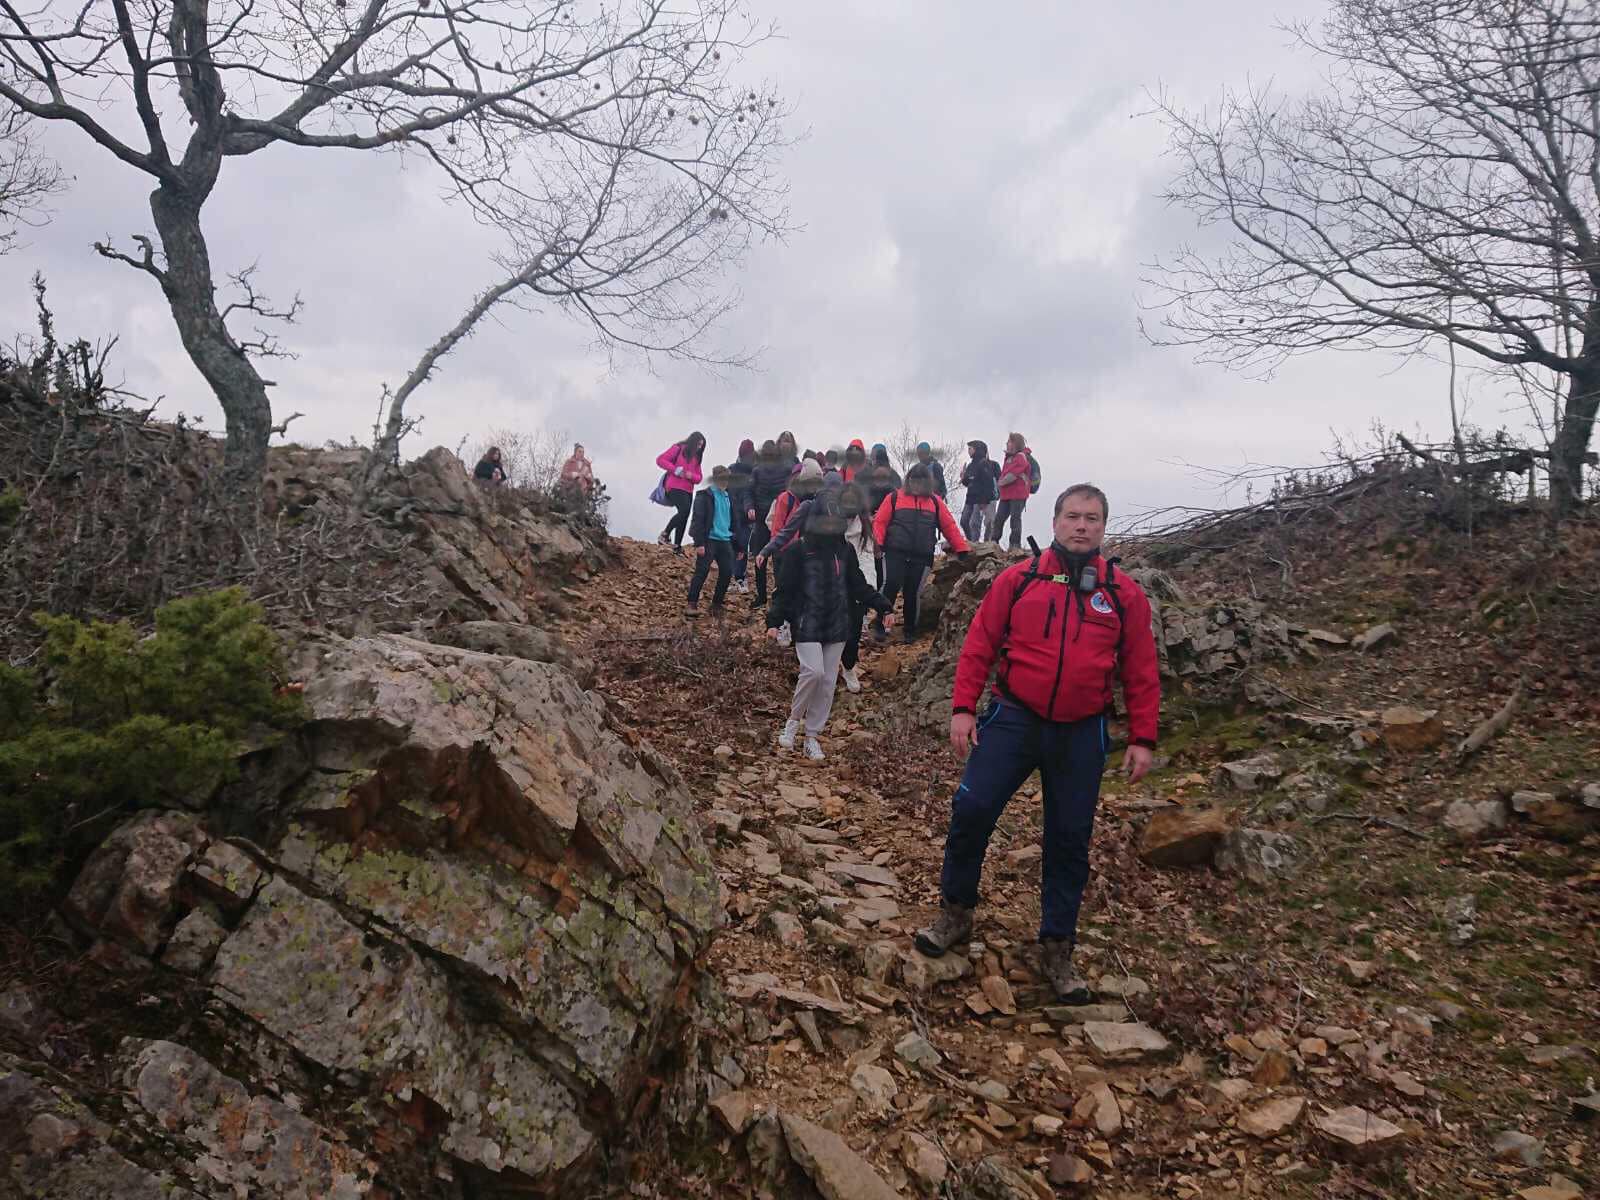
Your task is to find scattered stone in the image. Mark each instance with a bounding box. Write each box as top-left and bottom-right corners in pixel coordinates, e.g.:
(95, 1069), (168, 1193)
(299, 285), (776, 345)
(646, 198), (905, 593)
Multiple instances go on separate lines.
(1443, 894), (1477, 946)
(1354, 623), (1397, 652)
(1046, 1003), (1129, 1025)
(984, 1101), (1017, 1130)
(1211, 1079), (1254, 1106)
(980, 975), (1018, 1016)
(1315, 1025), (1361, 1046)
(1137, 806), (1233, 867)
(1031, 1114), (1064, 1137)
(1380, 705), (1443, 752)
(709, 1090), (756, 1135)
(1519, 1177), (1583, 1200)
(824, 861), (899, 888)
(901, 1132), (947, 1194)
(1443, 797), (1509, 839)
(894, 1032), (941, 1070)
(860, 942), (897, 984)
(1492, 1130), (1545, 1167)
(713, 744), (735, 760)
(709, 809), (745, 839)
(848, 1063), (899, 1115)
(969, 1155), (1047, 1200)
(1048, 1153), (1094, 1186)
(1218, 753), (1284, 792)
(1572, 1092), (1600, 1120)
(0, 985), (48, 1045)
(1313, 1105), (1407, 1161)
(781, 1113), (901, 1200)
(1392, 1006), (1434, 1038)
(1215, 828), (1302, 883)
(1252, 1050), (1292, 1086)
(1389, 1070), (1426, 1098)
(1075, 1081), (1122, 1136)
(63, 811), (201, 955)
(768, 911), (807, 947)
(794, 1011), (826, 1055)
(899, 948), (972, 991)
(160, 908), (228, 975)
(1339, 957), (1380, 985)
(1433, 1000), (1467, 1025)
(973, 1078), (1010, 1102)
(1093, 974), (1151, 1000)
(1526, 1044), (1591, 1067)
(1303, 629), (1349, 646)
(1298, 1037), (1328, 1060)
(1082, 1021), (1171, 1065)
(1238, 1096), (1305, 1138)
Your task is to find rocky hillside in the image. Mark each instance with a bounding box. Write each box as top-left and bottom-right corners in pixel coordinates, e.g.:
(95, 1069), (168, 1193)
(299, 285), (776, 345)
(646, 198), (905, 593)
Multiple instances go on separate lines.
(4, 448), (1597, 1199)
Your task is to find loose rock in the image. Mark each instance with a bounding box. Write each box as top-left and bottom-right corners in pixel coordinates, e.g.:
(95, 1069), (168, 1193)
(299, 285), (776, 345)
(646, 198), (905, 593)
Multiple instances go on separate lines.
(780, 1113), (901, 1200)
(1138, 806), (1233, 867)
(1443, 797), (1509, 839)
(1082, 1021), (1171, 1065)
(1313, 1105), (1407, 1160)
(1381, 705), (1444, 752)
(1238, 1095), (1305, 1138)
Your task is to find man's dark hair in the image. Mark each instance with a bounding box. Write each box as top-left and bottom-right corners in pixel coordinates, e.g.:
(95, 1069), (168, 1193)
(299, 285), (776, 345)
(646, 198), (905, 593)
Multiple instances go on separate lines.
(1054, 483), (1109, 521)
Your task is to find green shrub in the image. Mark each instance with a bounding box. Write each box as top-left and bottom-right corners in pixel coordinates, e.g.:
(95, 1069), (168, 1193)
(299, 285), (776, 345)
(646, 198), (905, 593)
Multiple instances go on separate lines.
(0, 588), (301, 903)
(0, 487), (22, 528)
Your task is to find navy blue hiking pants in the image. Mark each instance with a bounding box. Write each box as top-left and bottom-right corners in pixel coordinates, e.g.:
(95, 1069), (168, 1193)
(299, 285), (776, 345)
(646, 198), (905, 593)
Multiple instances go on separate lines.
(939, 699), (1108, 942)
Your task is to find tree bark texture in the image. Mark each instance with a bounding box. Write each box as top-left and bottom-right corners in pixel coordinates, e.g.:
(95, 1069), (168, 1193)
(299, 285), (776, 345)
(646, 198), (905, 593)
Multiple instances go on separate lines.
(149, 183), (273, 491)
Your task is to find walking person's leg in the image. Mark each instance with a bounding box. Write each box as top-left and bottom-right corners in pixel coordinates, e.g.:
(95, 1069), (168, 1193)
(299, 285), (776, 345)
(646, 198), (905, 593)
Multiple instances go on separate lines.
(782, 642), (825, 749)
(710, 541), (735, 608)
(805, 641), (846, 734)
(665, 491), (692, 548)
(685, 546), (713, 608)
(750, 522), (771, 605)
(1006, 499), (1026, 549)
(902, 561), (927, 641)
(840, 600), (865, 691)
(917, 701), (1039, 955)
(960, 501), (979, 544)
(1037, 714), (1109, 1002)
(875, 551), (907, 634)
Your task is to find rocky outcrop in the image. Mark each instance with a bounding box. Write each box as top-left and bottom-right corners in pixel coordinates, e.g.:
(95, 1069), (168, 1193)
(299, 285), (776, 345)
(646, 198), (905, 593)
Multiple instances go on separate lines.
(895, 548), (1297, 729)
(265, 444), (611, 631)
(8, 634), (724, 1198)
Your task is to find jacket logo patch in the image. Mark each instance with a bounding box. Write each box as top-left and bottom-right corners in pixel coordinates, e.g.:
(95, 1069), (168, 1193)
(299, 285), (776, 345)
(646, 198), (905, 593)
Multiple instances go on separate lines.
(1090, 592), (1114, 615)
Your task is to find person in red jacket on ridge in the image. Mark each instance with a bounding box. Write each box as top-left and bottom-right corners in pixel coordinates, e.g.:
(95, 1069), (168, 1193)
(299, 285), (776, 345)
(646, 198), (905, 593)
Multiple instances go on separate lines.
(914, 483), (1160, 1004)
(994, 431), (1032, 551)
(870, 462), (969, 642)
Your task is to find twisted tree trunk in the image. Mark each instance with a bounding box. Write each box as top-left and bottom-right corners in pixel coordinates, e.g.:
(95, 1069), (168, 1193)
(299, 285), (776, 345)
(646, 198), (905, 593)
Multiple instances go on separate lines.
(149, 182), (273, 492)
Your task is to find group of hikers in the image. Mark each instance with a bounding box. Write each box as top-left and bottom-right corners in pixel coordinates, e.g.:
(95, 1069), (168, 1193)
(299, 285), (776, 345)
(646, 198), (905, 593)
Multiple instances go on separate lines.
(652, 427), (1162, 1005)
(472, 442), (598, 497)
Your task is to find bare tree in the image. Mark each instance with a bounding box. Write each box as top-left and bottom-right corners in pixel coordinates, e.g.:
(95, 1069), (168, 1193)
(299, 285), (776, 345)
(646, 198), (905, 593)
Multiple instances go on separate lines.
(1145, 0), (1600, 514)
(0, 111), (62, 254)
(0, 1), (787, 492)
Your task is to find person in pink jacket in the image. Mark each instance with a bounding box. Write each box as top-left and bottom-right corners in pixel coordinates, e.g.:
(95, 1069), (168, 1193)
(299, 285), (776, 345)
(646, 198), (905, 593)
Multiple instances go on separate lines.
(656, 431), (706, 553)
(994, 432), (1033, 551)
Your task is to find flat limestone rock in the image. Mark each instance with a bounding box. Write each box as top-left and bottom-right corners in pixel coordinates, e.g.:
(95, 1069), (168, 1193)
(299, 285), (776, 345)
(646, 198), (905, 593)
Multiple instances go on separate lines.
(1380, 705), (1443, 752)
(1238, 1095), (1305, 1138)
(1313, 1105), (1406, 1161)
(1046, 1003), (1130, 1025)
(1138, 807), (1233, 867)
(1082, 1021), (1171, 1064)
(824, 861), (899, 888)
(780, 1113), (902, 1200)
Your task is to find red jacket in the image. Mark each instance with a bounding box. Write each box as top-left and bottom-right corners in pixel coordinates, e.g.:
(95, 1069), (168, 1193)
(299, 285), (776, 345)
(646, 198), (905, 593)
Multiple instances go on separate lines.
(998, 449), (1032, 501)
(873, 490), (969, 557)
(951, 548), (1160, 745)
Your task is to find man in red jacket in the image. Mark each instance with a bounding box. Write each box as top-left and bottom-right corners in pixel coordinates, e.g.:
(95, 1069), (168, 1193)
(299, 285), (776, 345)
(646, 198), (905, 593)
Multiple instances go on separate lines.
(914, 483), (1160, 1003)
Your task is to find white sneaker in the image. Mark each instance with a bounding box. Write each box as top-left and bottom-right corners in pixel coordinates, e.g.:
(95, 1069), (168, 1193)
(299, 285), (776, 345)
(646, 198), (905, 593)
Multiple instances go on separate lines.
(776, 623), (792, 648)
(841, 666), (861, 693)
(737, 579), (749, 594)
(803, 736), (826, 762)
(778, 719), (800, 750)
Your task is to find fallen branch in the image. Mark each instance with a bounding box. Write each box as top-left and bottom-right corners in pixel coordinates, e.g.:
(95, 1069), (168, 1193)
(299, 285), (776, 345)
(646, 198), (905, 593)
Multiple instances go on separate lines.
(1456, 682), (1524, 760)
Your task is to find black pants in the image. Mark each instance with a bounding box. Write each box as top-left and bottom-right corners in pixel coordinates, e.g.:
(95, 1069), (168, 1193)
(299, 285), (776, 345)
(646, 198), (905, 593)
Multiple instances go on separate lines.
(876, 550), (929, 640)
(842, 599), (867, 669)
(748, 521), (772, 602)
(994, 498), (1026, 548)
(663, 490), (692, 547)
(687, 539), (734, 606)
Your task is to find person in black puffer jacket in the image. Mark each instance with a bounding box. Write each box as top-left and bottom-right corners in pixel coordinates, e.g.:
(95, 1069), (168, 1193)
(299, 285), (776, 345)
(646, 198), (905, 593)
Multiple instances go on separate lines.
(767, 492), (892, 762)
(747, 439), (794, 607)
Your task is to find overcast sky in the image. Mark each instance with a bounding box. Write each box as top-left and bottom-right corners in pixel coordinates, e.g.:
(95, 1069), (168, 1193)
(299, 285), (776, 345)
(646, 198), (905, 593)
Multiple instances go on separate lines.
(3, 0), (1516, 544)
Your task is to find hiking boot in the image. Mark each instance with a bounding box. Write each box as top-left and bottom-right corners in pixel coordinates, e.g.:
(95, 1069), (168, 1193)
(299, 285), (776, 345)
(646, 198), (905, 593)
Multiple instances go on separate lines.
(709, 602), (725, 618)
(671, 544), (685, 557)
(841, 666), (861, 693)
(803, 736), (825, 762)
(913, 901), (974, 958)
(736, 579), (749, 595)
(1040, 939), (1092, 1005)
(778, 719), (800, 751)
(684, 601), (700, 618)
(657, 530), (671, 546)
(870, 623), (889, 645)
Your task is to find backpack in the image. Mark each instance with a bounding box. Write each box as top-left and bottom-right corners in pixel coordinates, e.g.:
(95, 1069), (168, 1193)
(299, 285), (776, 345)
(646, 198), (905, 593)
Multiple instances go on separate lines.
(1026, 452), (1042, 495)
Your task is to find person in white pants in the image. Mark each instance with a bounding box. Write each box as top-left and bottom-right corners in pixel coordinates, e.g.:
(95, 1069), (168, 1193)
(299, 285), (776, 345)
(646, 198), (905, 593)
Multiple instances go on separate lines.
(766, 492), (893, 761)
